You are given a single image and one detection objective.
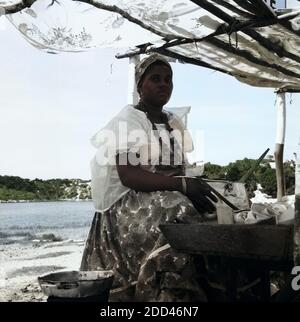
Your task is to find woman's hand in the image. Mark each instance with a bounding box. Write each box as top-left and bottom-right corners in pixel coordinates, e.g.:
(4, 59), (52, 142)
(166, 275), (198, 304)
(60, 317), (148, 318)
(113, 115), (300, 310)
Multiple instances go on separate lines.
(185, 177), (218, 214)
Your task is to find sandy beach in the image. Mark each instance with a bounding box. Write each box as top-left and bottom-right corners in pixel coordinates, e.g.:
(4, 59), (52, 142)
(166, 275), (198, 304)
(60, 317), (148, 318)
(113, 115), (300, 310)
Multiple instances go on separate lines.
(0, 239), (85, 302)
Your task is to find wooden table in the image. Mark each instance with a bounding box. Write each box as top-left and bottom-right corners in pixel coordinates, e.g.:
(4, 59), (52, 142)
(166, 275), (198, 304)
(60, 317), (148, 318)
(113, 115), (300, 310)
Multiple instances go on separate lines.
(159, 223), (294, 301)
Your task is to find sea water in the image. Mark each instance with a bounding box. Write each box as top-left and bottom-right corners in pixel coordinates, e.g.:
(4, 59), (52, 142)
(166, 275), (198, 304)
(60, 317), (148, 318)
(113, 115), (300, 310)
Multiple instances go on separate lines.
(0, 201), (94, 246)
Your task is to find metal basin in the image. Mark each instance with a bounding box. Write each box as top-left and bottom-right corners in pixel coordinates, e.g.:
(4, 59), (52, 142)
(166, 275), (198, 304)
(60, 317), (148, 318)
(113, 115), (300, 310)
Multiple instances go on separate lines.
(38, 270), (114, 300)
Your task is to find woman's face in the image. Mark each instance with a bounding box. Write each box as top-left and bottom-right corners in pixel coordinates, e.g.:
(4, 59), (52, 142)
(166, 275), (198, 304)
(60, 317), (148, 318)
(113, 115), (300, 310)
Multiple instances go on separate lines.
(139, 63), (173, 108)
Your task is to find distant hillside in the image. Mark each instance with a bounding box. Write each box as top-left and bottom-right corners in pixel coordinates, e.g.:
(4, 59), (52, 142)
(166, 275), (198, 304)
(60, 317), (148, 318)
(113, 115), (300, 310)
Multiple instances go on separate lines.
(0, 176), (91, 202)
(0, 157), (296, 202)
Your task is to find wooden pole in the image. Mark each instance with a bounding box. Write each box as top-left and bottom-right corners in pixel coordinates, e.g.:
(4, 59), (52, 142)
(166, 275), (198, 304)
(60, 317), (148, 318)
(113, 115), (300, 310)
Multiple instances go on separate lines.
(294, 194), (300, 266)
(296, 140), (300, 195)
(127, 56), (140, 105)
(274, 92), (286, 201)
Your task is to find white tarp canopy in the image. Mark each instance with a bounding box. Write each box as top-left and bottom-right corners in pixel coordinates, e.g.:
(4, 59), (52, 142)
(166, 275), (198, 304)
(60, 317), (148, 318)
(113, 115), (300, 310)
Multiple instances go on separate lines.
(2, 0), (300, 91)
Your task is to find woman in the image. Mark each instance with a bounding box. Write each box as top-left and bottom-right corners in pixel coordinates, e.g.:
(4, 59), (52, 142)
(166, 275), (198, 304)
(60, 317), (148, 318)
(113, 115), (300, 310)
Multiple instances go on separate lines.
(80, 54), (218, 301)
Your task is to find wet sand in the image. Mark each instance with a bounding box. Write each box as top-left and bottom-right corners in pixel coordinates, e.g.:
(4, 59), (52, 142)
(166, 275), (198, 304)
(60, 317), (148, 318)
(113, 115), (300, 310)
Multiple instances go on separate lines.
(0, 239), (85, 302)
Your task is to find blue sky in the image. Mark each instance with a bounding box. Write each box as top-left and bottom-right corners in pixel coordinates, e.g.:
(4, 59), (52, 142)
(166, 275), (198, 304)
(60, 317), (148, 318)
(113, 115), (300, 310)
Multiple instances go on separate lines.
(0, 7), (299, 180)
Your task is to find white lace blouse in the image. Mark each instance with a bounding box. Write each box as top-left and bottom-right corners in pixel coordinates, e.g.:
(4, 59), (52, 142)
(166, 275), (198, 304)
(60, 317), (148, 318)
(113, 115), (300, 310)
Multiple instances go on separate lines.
(90, 105), (194, 212)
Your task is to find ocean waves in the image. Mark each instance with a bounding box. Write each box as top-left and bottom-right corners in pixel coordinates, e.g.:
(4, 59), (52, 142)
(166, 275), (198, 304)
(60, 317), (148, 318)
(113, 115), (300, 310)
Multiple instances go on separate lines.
(0, 201), (92, 245)
(0, 231), (65, 245)
(2, 221), (91, 231)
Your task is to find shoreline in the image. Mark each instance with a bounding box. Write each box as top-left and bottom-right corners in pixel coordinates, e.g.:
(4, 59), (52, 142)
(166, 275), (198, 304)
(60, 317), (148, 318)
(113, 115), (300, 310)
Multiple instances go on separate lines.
(1, 200), (92, 302)
(0, 199), (92, 204)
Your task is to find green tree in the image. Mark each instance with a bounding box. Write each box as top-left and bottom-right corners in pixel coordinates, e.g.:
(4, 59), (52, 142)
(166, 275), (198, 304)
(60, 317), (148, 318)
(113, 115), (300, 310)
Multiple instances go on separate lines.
(203, 162), (226, 180)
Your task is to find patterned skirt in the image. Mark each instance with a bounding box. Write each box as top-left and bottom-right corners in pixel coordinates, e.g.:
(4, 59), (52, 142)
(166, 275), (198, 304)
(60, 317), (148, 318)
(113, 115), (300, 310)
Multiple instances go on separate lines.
(80, 190), (208, 301)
